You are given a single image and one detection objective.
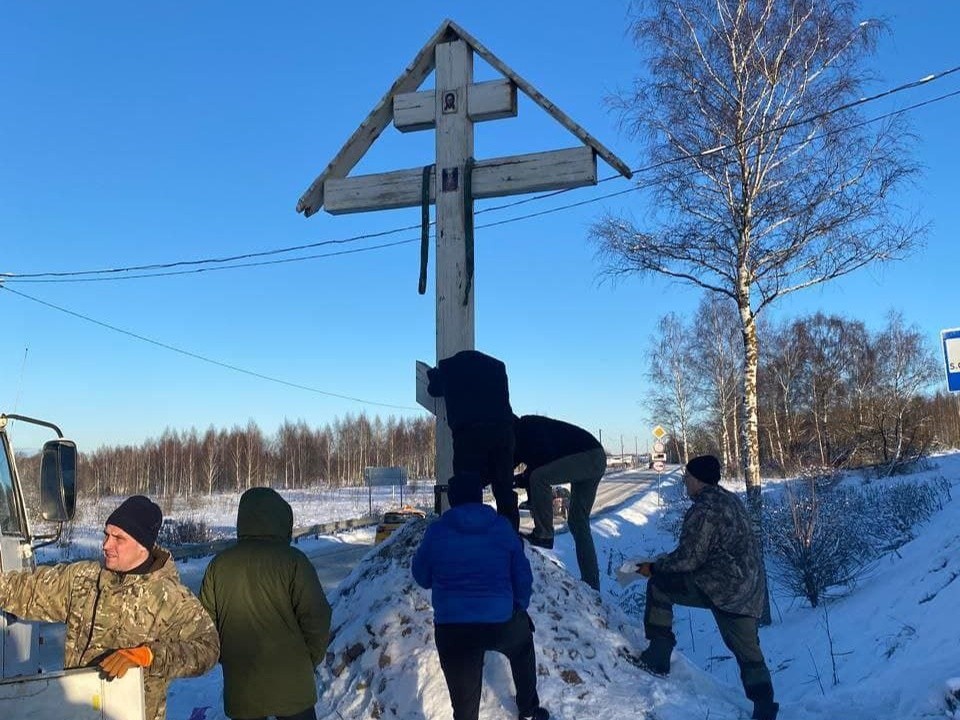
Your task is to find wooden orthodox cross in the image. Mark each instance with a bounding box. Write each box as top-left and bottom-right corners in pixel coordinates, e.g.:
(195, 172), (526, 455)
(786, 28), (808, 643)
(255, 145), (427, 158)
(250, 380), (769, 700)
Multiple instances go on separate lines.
(297, 20), (631, 498)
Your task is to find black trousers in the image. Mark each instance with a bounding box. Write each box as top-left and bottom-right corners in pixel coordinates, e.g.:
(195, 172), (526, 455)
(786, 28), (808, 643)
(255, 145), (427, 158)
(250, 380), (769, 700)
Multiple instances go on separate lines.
(452, 422), (519, 531)
(234, 706), (316, 720)
(434, 611), (540, 720)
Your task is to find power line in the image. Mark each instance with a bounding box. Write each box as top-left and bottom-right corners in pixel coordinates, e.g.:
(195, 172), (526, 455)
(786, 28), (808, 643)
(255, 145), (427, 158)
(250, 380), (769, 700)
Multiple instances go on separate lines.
(5, 63), (958, 283)
(5, 224), (425, 280)
(2, 73), (957, 411)
(0, 284), (421, 412)
(5, 237), (424, 283)
(6, 85), (959, 285)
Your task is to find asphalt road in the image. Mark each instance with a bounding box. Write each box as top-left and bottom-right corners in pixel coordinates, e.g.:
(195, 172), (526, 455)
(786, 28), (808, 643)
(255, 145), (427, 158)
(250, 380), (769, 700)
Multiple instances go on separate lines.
(303, 539), (376, 589)
(312, 465), (681, 587)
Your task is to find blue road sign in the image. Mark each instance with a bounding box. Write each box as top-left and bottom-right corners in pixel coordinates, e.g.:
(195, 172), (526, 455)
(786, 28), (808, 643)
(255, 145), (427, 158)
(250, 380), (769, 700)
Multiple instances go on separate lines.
(941, 328), (960, 393)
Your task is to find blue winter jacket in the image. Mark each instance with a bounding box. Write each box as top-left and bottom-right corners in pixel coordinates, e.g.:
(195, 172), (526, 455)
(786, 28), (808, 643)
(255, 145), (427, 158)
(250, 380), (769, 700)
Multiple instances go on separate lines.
(412, 502), (532, 624)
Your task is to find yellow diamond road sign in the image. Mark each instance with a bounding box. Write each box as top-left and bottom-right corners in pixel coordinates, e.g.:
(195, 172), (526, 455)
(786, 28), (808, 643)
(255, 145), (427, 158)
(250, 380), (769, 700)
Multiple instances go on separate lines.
(652, 425), (666, 439)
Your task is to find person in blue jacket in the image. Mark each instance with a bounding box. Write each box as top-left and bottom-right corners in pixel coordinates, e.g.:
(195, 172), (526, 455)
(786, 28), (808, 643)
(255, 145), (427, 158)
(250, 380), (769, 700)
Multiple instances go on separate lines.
(412, 472), (549, 720)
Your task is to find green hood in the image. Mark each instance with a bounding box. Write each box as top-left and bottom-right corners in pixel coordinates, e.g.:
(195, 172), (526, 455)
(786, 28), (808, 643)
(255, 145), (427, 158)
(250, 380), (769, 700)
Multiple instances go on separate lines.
(236, 487), (293, 542)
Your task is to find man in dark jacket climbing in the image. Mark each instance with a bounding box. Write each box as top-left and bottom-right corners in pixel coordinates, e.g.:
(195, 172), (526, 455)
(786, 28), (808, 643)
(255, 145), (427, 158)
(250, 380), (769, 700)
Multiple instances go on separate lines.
(512, 413), (606, 590)
(412, 472), (549, 720)
(630, 455), (778, 720)
(200, 487), (332, 720)
(427, 349), (519, 531)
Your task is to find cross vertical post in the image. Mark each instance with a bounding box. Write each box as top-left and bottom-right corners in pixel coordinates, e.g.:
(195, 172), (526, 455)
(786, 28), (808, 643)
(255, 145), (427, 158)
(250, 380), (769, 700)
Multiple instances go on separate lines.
(295, 19), (632, 509)
(432, 38), (475, 485)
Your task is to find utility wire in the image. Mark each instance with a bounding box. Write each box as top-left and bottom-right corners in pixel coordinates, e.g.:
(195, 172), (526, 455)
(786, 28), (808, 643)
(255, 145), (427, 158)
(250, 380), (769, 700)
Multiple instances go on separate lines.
(5, 224), (425, 279)
(6, 85), (959, 285)
(5, 63), (959, 283)
(2, 75), (957, 413)
(6, 237), (425, 283)
(0, 285), (420, 412)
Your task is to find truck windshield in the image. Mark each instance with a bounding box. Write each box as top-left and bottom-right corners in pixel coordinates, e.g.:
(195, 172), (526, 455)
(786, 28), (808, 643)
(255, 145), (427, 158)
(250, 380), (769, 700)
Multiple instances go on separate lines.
(0, 436), (24, 536)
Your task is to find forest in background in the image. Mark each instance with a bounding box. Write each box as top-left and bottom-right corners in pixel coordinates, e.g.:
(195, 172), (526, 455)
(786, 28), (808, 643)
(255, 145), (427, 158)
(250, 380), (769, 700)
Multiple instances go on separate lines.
(16, 414), (435, 503)
(646, 307), (958, 476)
(12, 307), (960, 501)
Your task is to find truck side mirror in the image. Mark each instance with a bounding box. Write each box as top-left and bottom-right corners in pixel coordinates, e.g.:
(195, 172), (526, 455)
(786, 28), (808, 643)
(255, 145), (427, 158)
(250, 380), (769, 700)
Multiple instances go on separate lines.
(39, 439), (77, 522)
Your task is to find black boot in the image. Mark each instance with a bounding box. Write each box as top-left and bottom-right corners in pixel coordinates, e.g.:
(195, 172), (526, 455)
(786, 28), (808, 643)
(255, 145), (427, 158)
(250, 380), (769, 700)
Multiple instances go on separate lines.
(519, 707), (549, 720)
(638, 638), (673, 677)
(520, 532), (554, 550)
(752, 700), (779, 720)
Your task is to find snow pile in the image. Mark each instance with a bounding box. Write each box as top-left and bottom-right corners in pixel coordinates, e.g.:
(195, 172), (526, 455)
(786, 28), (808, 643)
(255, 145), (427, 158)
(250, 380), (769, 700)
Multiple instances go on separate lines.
(944, 678), (960, 719)
(314, 517), (756, 720)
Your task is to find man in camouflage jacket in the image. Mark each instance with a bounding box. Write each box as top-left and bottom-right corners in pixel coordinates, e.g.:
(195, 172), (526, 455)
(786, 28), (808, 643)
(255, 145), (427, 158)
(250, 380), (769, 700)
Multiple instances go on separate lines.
(633, 455), (778, 720)
(0, 495), (219, 720)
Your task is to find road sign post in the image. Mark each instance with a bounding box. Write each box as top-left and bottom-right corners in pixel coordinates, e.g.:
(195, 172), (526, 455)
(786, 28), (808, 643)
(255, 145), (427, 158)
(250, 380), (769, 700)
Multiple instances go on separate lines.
(651, 425), (667, 505)
(942, 328), (960, 392)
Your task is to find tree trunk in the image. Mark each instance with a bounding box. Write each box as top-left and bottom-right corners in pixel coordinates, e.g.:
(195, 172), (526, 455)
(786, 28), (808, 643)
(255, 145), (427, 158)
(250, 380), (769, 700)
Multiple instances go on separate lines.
(772, 406), (786, 472)
(731, 405), (741, 477)
(738, 303), (761, 495)
(737, 293), (771, 624)
(720, 410), (731, 471)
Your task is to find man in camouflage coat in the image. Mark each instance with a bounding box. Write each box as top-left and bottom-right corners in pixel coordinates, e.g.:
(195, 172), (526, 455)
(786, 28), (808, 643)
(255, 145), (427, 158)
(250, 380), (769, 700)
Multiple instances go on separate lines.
(633, 455), (778, 720)
(0, 495), (219, 720)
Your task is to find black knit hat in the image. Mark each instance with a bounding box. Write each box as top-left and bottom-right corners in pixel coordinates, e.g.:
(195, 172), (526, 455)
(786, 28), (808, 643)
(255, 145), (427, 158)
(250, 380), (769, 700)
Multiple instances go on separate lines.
(686, 455), (722, 485)
(106, 495), (163, 550)
(447, 472), (484, 507)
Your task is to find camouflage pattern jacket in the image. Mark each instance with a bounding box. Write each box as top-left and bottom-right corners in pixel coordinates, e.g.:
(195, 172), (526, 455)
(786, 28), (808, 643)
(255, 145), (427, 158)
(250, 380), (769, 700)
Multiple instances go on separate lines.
(0, 548), (219, 720)
(653, 484), (766, 618)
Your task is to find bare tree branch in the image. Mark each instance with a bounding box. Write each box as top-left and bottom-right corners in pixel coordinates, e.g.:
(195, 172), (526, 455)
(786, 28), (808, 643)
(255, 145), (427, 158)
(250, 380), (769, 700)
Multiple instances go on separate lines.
(593, 0), (923, 497)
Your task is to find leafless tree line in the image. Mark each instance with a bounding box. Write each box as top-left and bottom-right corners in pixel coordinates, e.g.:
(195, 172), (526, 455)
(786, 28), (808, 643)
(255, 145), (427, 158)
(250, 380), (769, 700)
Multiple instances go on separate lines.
(17, 413), (435, 501)
(646, 302), (946, 476)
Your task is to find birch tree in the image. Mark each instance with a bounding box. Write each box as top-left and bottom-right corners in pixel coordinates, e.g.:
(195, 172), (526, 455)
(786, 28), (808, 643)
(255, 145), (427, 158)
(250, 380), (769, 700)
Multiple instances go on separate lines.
(867, 312), (939, 470)
(647, 313), (698, 464)
(688, 298), (742, 471)
(593, 0), (921, 503)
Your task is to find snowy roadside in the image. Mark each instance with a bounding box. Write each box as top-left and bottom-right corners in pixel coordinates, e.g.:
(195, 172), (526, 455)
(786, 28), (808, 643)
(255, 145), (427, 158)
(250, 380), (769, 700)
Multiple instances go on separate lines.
(34, 458), (960, 719)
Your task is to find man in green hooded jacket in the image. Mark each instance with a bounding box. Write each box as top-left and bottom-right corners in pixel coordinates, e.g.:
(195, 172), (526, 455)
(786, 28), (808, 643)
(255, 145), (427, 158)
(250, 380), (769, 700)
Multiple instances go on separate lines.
(200, 487), (332, 720)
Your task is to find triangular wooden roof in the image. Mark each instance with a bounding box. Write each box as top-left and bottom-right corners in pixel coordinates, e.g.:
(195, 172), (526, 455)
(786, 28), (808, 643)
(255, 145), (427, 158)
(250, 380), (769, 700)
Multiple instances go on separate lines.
(297, 19), (633, 217)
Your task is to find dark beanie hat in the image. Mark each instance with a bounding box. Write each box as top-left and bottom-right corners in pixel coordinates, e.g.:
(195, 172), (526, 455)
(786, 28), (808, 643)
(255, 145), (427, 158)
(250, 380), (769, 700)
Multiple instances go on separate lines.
(686, 455), (721, 485)
(447, 471), (484, 507)
(106, 495), (163, 550)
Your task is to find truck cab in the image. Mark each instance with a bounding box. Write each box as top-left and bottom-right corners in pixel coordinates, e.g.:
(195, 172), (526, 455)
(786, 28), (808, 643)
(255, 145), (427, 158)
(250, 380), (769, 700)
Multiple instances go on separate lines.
(0, 413), (77, 679)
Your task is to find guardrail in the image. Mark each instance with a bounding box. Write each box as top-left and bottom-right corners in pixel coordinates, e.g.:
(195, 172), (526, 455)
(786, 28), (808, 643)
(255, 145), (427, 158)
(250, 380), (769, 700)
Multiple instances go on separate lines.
(170, 515), (380, 561)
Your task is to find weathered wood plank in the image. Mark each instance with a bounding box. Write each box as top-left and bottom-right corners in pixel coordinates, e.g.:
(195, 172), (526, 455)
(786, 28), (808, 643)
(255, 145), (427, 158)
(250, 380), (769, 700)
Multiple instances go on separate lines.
(446, 20), (633, 180)
(296, 20), (456, 216)
(468, 78), (517, 122)
(433, 37), (474, 488)
(324, 146), (597, 214)
(393, 79), (517, 132)
(475, 145), (596, 197)
(298, 17), (631, 217)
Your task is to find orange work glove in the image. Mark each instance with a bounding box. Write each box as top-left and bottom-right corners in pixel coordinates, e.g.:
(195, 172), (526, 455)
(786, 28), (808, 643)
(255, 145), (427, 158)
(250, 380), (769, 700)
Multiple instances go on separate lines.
(99, 645), (154, 679)
(638, 562), (654, 578)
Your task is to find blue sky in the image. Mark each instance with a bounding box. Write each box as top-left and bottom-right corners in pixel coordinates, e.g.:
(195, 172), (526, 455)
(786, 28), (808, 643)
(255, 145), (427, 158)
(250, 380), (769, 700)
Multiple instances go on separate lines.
(2, 1), (958, 454)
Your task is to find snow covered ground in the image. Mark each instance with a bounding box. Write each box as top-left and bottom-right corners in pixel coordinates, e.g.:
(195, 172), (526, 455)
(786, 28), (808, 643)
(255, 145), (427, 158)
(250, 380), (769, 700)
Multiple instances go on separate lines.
(35, 482), (434, 564)
(39, 457), (960, 719)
